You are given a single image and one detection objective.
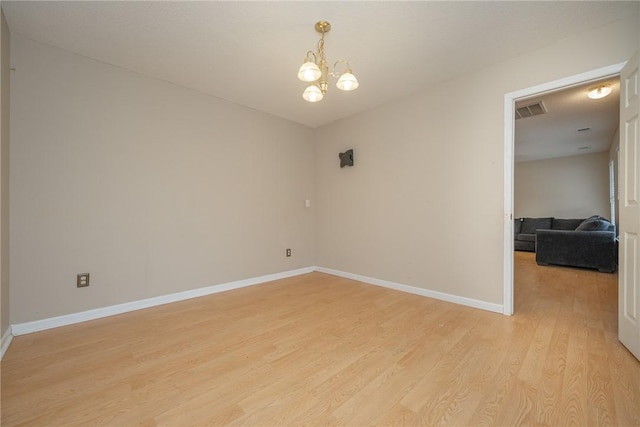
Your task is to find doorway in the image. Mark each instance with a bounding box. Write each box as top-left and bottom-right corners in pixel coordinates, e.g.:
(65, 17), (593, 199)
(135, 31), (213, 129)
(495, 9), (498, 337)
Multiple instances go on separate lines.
(503, 62), (626, 315)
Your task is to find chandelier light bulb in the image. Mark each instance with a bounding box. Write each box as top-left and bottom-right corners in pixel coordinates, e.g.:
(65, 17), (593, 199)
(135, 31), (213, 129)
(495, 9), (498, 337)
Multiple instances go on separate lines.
(587, 85), (612, 99)
(298, 61), (322, 82)
(303, 85), (323, 102)
(336, 72), (359, 91)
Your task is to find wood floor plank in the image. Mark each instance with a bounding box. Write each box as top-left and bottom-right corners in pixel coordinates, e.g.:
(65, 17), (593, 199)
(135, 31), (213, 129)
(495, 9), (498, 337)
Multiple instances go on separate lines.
(586, 352), (618, 426)
(476, 322), (538, 426)
(517, 311), (556, 385)
(374, 403), (419, 427)
(531, 307), (570, 425)
(556, 334), (588, 427)
(2, 255), (639, 426)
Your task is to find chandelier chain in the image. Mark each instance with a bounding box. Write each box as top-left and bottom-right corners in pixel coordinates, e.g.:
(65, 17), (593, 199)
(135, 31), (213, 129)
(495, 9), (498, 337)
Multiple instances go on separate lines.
(317, 33), (326, 64)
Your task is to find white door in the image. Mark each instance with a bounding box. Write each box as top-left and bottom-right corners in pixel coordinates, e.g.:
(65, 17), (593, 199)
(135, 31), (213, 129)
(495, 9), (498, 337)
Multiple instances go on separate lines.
(619, 51), (640, 361)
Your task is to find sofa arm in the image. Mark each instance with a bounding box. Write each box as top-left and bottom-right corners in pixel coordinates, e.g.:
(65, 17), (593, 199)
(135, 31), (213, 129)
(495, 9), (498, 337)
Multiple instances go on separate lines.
(535, 230), (617, 272)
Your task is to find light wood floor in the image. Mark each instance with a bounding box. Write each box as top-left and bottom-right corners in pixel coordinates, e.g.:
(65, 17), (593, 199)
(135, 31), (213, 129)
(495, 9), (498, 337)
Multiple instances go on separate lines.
(1, 253), (639, 426)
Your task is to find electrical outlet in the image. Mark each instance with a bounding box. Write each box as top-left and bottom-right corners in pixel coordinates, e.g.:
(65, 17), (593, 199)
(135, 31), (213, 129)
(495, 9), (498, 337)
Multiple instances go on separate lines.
(77, 273), (90, 288)
(286, 248), (291, 257)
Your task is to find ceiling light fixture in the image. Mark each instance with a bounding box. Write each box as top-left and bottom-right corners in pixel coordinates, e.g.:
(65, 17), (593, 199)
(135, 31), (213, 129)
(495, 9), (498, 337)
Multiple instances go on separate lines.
(587, 85), (612, 99)
(297, 21), (359, 103)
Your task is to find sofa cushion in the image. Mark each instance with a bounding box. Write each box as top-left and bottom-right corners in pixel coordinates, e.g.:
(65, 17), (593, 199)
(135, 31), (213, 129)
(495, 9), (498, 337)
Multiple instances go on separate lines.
(516, 234), (536, 242)
(552, 218), (584, 230)
(536, 229), (617, 272)
(521, 217), (552, 234)
(514, 219), (523, 235)
(514, 239), (535, 252)
(576, 218), (612, 231)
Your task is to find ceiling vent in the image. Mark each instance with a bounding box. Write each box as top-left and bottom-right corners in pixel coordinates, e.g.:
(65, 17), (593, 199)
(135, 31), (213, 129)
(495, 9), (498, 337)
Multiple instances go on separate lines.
(515, 101), (547, 120)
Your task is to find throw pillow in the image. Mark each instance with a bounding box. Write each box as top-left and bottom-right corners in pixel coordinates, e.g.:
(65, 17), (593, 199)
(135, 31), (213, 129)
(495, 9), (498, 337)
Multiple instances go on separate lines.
(576, 218), (611, 231)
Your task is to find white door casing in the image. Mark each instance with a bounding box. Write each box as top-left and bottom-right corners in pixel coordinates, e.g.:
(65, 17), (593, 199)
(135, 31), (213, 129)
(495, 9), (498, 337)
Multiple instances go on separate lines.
(618, 51), (640, 361)
(503, 63), (626, 316)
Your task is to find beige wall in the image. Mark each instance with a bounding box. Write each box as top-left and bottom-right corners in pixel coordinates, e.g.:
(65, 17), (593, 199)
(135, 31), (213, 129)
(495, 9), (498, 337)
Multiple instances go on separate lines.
(10, 36), (316, 323)
(1, 9), (9, 336)
(514, 152), (610, 219)
(316, 14), (639, 305)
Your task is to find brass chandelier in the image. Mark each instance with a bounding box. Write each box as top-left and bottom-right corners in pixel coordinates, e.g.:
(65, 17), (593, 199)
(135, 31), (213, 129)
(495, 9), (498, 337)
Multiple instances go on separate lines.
(297, 21), (359, 103)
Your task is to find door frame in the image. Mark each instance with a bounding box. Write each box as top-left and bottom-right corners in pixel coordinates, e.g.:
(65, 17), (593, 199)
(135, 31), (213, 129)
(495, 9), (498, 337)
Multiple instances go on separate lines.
(502, 62), (626, 315)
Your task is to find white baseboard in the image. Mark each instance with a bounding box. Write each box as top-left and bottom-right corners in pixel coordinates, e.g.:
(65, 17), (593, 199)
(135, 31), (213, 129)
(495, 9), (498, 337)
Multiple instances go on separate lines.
(11, 266), (315, 336)
(315, 267), (504, 314)
(10, 265), (503, 338)
(1, 326), (13, 360)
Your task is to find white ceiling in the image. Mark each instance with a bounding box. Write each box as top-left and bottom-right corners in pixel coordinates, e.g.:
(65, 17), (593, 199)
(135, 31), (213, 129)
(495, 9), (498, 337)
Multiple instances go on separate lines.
(1, 1), (638, 129)
(515, 78), (620, 162)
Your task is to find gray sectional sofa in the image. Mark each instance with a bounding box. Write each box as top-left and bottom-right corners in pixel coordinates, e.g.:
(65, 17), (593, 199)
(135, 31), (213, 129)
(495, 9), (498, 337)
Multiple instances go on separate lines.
(514, 216), (617, 273)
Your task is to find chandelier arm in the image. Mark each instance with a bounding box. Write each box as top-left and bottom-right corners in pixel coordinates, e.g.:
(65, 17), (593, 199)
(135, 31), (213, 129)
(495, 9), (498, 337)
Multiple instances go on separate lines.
(305, 51), (317, 63)
(328, 60), (352, 78)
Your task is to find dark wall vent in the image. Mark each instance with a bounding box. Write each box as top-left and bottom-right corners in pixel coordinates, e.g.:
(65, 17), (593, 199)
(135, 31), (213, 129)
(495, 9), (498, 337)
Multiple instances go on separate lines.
(515, 101), (547, 120)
